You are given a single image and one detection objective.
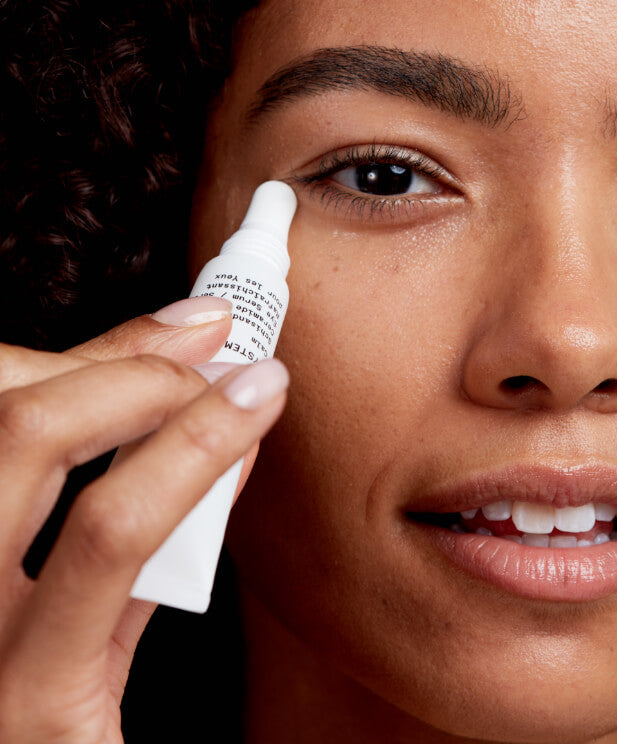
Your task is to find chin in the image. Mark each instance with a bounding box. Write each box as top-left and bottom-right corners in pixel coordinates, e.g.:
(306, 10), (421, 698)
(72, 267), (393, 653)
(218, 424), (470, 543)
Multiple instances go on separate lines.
(371, 637), (617, 744)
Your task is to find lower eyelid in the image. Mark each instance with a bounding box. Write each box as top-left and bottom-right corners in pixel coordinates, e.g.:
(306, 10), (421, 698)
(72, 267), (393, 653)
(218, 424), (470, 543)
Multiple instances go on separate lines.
(305, 181), (457, 222)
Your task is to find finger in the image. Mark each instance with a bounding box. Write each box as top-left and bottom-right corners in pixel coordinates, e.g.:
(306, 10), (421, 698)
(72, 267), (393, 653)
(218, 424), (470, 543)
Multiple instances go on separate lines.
(110, 429), (257, 518)
(111, 435), (256, 496)
(68, 296), (232, 365)
(0, 355), (211, 563)
(0, 343), (92, 392)
(0, 297), (231, 393)
(185, 361), (258, 502)
(24, 360), (289, 669)
(237, 442), (260, 500)
(101, 444), (255, 702)
(107, 359), (239, 475)
(107, 599), (157, 704)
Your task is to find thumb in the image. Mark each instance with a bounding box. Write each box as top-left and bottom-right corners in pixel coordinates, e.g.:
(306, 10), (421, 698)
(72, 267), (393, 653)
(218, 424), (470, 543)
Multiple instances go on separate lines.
(68, 296), (233, 365)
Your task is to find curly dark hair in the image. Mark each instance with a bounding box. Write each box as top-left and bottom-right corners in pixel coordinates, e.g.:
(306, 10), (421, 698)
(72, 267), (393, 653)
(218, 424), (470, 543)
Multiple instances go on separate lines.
(1, 4), (260, 739)
(0, 0), (258, 350)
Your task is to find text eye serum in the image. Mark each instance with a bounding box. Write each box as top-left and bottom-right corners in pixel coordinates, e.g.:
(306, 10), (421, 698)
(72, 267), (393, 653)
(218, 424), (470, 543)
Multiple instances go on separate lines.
(130, 181), (297, 612)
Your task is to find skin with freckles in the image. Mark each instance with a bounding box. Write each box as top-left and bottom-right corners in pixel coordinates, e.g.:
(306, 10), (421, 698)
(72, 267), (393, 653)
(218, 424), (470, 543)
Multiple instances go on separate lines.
(190, 1), (617, 742)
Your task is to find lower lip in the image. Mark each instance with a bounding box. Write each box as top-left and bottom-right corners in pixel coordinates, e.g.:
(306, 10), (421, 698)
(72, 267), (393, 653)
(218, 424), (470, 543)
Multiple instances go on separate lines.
(419, 524), (617, 601)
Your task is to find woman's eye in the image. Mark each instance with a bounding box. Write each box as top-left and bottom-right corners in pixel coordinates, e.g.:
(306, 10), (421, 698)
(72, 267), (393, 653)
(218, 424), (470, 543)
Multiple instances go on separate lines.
(295, 144), (458, 222)
(331, 162), (441, 196)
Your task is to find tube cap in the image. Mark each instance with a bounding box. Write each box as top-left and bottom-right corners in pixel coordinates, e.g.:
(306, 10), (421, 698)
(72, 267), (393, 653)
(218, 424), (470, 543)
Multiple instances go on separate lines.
(220, 181), (297, 276)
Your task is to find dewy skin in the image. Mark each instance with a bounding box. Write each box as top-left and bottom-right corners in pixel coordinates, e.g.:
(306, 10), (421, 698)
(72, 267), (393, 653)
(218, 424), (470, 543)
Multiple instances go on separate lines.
(130, 180), (297, 612)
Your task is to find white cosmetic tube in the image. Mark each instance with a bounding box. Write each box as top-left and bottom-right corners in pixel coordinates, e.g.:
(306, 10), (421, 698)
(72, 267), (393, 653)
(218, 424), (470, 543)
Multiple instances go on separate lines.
(130, 181), (296, 612)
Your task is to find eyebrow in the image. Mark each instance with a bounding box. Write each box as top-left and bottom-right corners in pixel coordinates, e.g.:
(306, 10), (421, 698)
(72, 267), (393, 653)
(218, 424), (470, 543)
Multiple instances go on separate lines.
(247, 46), (524, 128)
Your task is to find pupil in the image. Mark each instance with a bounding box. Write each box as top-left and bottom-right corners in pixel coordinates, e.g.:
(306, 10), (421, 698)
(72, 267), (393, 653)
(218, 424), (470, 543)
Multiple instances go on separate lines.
(355, 163), (412, 195)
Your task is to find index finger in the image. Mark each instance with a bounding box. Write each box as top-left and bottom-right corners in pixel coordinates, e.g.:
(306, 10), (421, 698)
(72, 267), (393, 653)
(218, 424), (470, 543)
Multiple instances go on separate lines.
(0, 343), (92, 393)
(19, 360), (289, 668)
(68, 297), (232, 365)
(0, 296), (232, 392)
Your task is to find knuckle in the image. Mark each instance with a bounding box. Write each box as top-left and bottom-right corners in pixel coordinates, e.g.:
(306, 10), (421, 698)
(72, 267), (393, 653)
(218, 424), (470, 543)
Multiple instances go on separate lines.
(0, 344), (25, 389)
(73, 488), (142, 569)
(93, 315), (157, 356)
(131, 353), (198, 388)
(177, 414), (230, 460)
(0, 388), (49, 444)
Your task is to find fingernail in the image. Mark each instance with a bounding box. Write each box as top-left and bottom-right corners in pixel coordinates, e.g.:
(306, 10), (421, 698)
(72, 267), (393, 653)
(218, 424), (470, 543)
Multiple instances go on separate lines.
(151, 297), (232, 326)
(192, 362), (239, 384)
(222, 359), (289, 410)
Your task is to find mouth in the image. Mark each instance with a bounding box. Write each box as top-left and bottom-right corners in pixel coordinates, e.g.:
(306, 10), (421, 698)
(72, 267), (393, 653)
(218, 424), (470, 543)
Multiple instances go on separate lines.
(404, 465), (617, 601)
(408, 501), (617, 547)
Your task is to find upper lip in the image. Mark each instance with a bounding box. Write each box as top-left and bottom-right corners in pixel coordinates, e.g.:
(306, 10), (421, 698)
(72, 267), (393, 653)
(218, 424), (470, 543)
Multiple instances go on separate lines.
(408, 464), (617, 514)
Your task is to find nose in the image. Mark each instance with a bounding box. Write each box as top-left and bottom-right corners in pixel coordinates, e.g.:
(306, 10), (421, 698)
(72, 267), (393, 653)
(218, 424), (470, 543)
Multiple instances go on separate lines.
(461, 196), (617, 412)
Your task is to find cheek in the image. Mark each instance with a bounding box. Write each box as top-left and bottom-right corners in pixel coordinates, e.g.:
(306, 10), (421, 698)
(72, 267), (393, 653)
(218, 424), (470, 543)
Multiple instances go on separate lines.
(225, 216), (475, 635)
(224, 215), (617, 739)
(225, 210), (482, 580)
(277, 213), (480, 437)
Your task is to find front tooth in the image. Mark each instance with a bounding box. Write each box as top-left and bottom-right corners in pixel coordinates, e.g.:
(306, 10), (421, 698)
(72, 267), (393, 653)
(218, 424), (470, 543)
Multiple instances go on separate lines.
(481, 500), (512, 521)
(595, 503), (617, 522)
(554, 504), (595, 533)
(512, 502), (555, 534)
(460, 508), (478, 519)
(522, 533), (549, 547)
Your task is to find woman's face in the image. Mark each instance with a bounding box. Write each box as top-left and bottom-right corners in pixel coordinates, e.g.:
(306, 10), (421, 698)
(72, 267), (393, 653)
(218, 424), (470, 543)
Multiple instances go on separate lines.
(190, 1), (617, 741)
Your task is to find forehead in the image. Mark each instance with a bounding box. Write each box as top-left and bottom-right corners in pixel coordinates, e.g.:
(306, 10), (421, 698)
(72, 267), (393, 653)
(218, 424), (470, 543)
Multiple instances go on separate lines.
(236, 0), (617, 110)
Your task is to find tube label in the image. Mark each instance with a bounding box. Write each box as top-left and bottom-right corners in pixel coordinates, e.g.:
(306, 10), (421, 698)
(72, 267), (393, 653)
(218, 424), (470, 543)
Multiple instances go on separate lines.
(190, 253), (289, 364)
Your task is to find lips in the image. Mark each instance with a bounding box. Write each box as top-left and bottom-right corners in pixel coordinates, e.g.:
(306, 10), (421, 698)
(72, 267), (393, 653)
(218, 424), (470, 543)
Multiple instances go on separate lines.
(405, 465), (617, 601)
(406, 464), (617, 513)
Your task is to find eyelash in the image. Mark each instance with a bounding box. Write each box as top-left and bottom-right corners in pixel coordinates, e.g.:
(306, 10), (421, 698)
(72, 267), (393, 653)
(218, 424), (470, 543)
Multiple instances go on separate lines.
(295, 143), (457, 221)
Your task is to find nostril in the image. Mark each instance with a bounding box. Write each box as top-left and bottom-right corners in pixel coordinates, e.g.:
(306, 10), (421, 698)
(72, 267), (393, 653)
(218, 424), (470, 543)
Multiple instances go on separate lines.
(500, 375), (548, 394)
(593, 378), (617, 394)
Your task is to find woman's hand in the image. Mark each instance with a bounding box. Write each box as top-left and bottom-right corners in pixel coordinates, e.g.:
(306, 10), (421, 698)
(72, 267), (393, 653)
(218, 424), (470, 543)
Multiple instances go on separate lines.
(0, 296), (289, 743)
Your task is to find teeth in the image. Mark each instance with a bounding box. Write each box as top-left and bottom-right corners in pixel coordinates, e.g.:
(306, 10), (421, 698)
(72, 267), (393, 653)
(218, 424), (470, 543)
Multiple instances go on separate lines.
(450, 523), (617, 547)
(549, 535), (577, 548)
(522, 533), (549, 547)
(481, 500), (512, 521)
(453, 500), (617, 546)
(595, 503), (617, 521)
(467, 501), (617, 534)
(554, 504), (595, 533)
(475, 527), (493, 535)
(512, 502), (555, 534)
